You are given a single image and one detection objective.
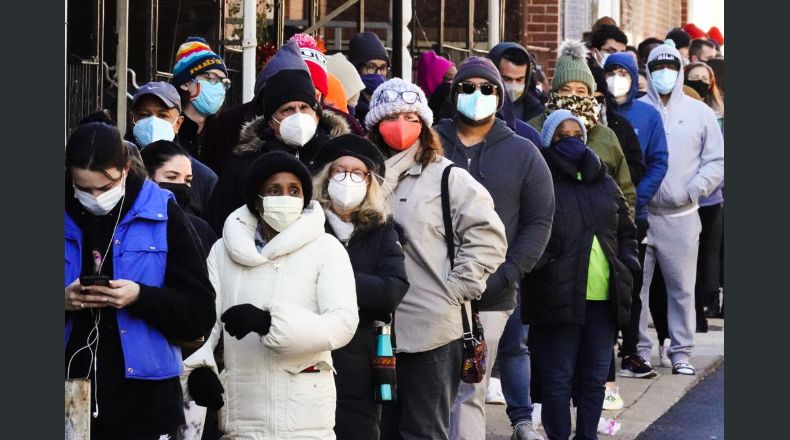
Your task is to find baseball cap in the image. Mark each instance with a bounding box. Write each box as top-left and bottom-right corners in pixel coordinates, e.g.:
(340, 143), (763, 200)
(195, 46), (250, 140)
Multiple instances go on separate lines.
(132, 82), (182, 112)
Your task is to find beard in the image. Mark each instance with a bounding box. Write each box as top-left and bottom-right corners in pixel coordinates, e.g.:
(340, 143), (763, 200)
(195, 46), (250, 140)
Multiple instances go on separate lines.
(456, 112), (495, 127)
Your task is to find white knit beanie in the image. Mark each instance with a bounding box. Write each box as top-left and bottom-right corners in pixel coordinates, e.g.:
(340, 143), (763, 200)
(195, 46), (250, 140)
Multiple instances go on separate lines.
(364, 78), (434, 130)
(327, 53), (366, 100)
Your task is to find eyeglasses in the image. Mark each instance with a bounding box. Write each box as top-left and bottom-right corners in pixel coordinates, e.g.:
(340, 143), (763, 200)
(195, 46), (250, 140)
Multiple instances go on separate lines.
(330, 170), (369, 183)
(457, 82), (498, 96)
(362, 63), (390, 75)
(376, 89), (421, 105)
(194, 72), (232, 91)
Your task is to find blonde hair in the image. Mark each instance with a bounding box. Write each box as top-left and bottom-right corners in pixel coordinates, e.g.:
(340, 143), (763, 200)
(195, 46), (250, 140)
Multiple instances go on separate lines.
(313, 161), (391, 230)
(684, 62), (724, 118)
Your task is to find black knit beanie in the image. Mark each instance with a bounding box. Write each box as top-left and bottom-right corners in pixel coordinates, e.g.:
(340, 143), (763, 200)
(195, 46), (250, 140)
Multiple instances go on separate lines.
(263, 69), (319, 121)
(665, 28), (691, 49)
(314, 134), (386, 181)
(349, 32), (390, 68)
(245, 151), (313, 215)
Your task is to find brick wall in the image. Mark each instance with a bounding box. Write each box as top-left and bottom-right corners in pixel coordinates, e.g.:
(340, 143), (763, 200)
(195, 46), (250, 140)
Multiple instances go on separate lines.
(621, 0), (684, 45)
(519, 0), (562, 78)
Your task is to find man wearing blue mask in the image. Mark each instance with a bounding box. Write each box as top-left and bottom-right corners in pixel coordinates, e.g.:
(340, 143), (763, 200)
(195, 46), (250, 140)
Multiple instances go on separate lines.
(348, 32), (390, 127)
(129, 82), (217, 218)
(636, 43), (723, 376)
(436, 57), (555, 440)
(172, 37), (230, 160)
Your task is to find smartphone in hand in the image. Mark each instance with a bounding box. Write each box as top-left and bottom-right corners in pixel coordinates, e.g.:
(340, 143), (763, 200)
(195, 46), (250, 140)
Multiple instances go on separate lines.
(80, 275), (111, 287)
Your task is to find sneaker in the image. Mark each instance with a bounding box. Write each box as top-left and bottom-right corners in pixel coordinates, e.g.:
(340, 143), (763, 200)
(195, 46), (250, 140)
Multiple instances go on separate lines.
(485, 377), (506, 405)
(619, 355), (658, 378)
(658, 344), (672, 368)
(597, 417), (622, 435)
(602, 386), (624, 410)
(511, 420), (544, 440)
(532, 403), (542, 427)
(672, 362), (696, 375)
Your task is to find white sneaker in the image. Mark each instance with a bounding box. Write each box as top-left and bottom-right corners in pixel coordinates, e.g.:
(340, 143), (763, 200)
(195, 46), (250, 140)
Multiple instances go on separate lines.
(532, 403), (542, 427)
(485, 377), (506, 405)
(597, 417), (622, 435)
(658, 343), (672, 368)
(602, 386), (624, 410)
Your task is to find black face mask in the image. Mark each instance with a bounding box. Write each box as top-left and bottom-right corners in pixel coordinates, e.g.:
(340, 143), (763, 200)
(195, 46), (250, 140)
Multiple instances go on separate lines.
(636, 90), (648, 99)
(158, 182), (192, 210)
(685, 79), (710, 99)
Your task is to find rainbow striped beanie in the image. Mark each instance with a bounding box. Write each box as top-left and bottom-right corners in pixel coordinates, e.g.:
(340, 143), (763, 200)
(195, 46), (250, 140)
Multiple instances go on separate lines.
(172, 37), (227, 86)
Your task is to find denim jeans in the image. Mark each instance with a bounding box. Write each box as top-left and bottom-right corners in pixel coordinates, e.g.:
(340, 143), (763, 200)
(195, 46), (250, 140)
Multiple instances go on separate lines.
(531, 301), (616, 440)
(498, 291), (534, 426)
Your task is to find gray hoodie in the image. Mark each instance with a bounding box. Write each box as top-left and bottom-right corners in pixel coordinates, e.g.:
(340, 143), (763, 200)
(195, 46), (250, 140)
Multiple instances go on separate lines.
(640, 45), (724, 216)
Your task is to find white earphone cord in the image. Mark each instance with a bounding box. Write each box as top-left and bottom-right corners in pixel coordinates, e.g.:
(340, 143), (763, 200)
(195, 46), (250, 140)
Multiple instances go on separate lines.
(65, 191), (125, 419)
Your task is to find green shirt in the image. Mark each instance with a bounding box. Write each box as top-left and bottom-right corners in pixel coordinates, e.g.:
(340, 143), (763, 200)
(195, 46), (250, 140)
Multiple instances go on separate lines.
(586, 236), (610, 301)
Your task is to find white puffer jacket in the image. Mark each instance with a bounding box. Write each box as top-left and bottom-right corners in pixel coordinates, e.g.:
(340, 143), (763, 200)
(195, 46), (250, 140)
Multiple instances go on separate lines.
(183, 202), (358, 439)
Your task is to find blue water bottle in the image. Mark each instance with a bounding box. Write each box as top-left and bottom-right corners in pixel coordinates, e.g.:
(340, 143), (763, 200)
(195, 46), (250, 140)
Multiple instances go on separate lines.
(373, 323), (397, 402)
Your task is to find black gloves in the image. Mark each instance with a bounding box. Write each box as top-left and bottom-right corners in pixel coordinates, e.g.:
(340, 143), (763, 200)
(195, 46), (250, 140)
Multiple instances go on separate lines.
(221, 304), (272, 339)
(187, 367), (224, 410)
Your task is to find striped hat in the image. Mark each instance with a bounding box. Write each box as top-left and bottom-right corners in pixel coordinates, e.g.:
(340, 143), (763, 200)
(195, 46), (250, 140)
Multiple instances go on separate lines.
(172, 37), (227, 86)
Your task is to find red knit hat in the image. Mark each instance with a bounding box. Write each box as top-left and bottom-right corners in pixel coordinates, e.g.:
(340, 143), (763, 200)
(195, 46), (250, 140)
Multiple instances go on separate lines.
(708, 26), (724, 46)
(683, 23), (708, 40)
(289, 34), (329, 97)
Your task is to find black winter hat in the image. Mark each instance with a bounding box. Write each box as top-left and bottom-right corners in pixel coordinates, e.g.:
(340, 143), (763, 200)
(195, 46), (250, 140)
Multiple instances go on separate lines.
(245, 151), (313, 215)
(263, 69), (319, 121)
(314, 134), (386, 181)
(349, 32), (390, 68)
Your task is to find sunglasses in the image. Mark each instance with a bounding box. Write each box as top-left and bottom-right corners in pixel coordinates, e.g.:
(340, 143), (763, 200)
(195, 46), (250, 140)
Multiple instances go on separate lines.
(457, 82), (498, 96)
(377, 89), (421, 105)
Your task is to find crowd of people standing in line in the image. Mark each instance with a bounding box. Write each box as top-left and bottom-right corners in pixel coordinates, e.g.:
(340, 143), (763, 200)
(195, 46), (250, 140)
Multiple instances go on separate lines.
(64, 18), (724, 440)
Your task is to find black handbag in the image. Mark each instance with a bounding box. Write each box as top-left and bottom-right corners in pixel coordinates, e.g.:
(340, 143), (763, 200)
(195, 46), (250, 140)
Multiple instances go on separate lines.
(440, 165), (487, 384)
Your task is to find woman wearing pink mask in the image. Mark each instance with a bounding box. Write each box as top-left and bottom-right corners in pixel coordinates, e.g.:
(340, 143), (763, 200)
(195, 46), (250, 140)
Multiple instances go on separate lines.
(365, 78), (508, 440)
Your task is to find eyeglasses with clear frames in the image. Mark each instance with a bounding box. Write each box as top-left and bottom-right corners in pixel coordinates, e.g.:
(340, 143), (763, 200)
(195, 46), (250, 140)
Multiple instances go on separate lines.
(193, 72), (232, 91)
(376, 89), (421, 105)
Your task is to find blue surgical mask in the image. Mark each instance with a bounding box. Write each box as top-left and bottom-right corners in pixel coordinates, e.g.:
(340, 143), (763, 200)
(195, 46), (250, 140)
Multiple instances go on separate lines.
(361, 74), (386, 94)
(456, 90), (498, 121)
(132, 116), (176, 147)
(651, 68), (679, 95)
(191, 79), (226, 115)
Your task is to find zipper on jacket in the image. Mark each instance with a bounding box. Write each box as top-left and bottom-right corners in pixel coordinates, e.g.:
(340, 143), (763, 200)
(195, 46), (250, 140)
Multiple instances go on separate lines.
(274, 261), (281, 272)
(466, 157), (471, 171)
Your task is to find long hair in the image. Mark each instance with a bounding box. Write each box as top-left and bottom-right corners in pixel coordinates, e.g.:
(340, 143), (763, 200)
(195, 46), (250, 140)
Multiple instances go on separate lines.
(685, 62), (724, 117)
(368, 118), (444, 167)
(313, 162), (391, 231)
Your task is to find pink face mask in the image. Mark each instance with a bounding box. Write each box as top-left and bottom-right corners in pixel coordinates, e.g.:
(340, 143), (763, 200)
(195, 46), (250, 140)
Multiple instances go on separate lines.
(379, 119), (422, 151)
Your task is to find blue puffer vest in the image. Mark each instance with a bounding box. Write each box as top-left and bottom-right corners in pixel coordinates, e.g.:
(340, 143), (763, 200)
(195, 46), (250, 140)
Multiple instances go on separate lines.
(65, 180), (182, 380)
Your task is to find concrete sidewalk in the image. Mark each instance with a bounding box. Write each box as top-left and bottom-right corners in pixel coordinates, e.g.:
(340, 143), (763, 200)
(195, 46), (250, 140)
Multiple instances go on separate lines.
(484, 318), (725, 439)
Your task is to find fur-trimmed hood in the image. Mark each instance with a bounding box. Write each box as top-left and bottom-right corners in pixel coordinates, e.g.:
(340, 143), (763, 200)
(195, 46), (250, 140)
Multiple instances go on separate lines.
(233, 110), (351, 156)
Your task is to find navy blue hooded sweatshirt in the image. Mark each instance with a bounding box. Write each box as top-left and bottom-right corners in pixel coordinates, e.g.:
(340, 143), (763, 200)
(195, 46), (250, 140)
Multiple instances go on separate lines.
(435, 117), (555, 311)
(604, 52), (669, 220)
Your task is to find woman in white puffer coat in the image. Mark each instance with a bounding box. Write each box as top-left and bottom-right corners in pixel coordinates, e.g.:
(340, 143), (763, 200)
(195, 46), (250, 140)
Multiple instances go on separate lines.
(184, 151), (359, 439)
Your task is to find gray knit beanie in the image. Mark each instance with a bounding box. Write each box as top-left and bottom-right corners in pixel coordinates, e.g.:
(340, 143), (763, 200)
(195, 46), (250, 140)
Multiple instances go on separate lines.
(364, 78), (433, 130)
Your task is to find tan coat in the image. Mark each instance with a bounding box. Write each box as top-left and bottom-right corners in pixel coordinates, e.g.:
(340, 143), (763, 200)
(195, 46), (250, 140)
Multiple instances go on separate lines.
(382, 146), (508, 353)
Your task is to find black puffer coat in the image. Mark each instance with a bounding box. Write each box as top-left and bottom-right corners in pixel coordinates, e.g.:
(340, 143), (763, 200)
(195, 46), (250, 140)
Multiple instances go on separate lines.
(327, 219), (409, 440)
(521, 147), (639, 327)
(204, 110), (351, 234)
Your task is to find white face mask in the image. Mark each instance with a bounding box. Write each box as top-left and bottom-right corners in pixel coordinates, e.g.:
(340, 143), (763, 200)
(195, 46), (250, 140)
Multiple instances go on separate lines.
(606, 76), (632, 99)
(274, 112), (318, 147)
(504, 83), (525, 102)
(74, 172), (126, 216)
(258, 195), (304, 232)
(328, 176), (368, 211)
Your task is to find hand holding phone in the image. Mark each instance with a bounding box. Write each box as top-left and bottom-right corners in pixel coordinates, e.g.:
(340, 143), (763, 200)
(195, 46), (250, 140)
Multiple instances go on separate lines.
(79, 275), (111, 287)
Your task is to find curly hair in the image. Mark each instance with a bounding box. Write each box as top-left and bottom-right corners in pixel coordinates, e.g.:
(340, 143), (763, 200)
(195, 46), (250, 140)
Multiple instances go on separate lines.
(312, 162), (391, 231)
